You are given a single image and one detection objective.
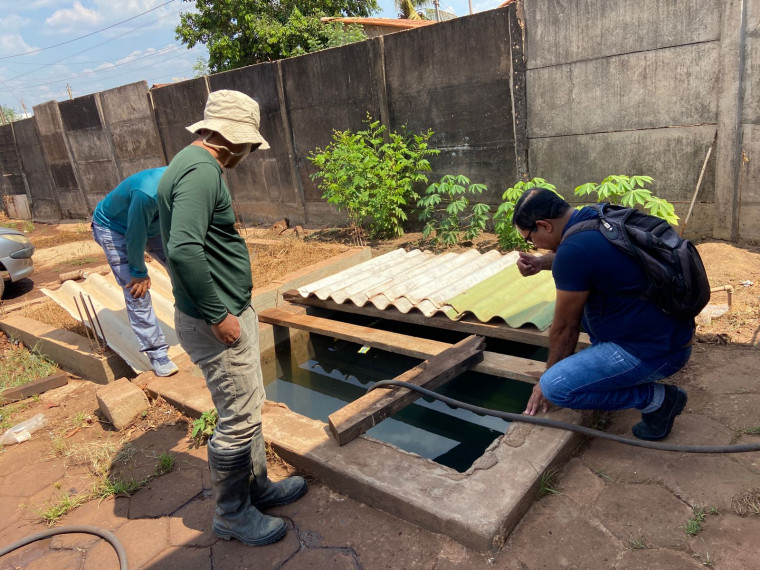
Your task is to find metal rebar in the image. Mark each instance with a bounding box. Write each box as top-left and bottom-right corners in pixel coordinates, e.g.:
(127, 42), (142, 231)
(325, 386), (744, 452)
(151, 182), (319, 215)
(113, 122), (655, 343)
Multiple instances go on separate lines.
(86, 294), (107, 350)
(79, 293), (105, 353)
(73, 296), (97, 352)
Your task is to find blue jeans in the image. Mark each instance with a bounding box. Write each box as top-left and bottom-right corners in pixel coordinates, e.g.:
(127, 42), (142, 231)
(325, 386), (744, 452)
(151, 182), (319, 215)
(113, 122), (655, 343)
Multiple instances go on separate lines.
(174, 306), (264, 451)
(540, 342), (692, 412)
(91, 222), (170, 362)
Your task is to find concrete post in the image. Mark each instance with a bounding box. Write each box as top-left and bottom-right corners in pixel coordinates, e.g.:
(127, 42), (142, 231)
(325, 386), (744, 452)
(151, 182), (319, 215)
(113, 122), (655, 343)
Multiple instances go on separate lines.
(509, 1), (529, 180)
(713, 0), (747, 240)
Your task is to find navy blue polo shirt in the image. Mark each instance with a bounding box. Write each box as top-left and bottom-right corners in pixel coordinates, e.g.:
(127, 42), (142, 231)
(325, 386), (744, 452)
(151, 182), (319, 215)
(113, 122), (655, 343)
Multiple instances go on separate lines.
(552, 207), (694, 357)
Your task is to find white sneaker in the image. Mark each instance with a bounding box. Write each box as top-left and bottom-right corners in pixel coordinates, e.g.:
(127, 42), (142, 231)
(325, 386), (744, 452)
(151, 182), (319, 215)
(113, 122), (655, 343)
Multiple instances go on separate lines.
(151, 356), (179, 377)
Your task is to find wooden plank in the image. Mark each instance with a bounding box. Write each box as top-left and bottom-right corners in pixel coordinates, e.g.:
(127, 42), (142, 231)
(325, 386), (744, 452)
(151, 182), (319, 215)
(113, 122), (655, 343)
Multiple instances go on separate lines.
(328, 335), (485, 446)
(281, 290), (591, 349)
(1, 371), (68, 404)
(259, 306), (545, 383)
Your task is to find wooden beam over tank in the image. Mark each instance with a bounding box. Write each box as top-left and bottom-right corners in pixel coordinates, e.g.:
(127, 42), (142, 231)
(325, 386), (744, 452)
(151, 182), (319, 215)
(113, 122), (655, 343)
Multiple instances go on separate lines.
(327, 335), (485, 446)
(258, 306), (545, 383)
(281, 290), (591, 349)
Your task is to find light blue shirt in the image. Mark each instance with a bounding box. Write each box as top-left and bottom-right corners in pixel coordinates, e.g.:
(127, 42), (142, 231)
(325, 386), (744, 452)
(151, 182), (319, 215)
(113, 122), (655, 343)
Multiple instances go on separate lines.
(93, 167), (167, 278)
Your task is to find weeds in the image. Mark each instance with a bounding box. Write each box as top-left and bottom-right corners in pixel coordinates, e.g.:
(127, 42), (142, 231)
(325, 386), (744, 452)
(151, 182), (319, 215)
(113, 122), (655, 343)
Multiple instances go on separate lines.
(537, 467), (561, 499)
(191, 409), (218, 447)
(628, 535), (649, 550)
(0, 341), (58, 391)
(743, 426), (760, 436)
(155, 452), (175, 475)
(592, 467), (615, 483)
(92, 477), (147, 501)
(684, 506), (706, 536)
(37, 491), (89, 525)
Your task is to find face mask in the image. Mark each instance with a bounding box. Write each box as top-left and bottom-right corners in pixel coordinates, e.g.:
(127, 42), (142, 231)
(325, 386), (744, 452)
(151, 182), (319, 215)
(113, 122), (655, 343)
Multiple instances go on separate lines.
(203, 134), (252, 167)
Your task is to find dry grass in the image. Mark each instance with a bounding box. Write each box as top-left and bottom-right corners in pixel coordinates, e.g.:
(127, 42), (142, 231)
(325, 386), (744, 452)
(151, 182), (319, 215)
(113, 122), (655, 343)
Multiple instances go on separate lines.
(31, 229), (91, 250)
(732, 489), (760, 516)
(248, 238), (349, 286)
(21, 300), (88, 336)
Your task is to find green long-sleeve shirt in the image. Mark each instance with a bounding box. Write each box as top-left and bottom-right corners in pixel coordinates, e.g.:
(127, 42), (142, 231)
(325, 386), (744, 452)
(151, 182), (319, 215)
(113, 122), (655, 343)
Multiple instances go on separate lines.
(157, 145), (252, 324)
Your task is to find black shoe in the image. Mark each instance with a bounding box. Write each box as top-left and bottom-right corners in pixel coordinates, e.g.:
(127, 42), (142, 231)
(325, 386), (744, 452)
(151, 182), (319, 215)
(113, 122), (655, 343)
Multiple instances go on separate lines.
(632, 385), (687, 441)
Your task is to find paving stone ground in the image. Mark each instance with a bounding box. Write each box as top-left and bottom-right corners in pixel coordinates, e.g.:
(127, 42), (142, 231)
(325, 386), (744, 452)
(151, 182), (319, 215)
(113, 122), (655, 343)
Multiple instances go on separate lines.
(1, 342), (759, 569)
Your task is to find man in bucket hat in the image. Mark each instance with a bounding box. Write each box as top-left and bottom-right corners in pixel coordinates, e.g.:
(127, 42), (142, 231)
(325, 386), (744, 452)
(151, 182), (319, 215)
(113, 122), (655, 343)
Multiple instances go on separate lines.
(157, 90), (307, 547)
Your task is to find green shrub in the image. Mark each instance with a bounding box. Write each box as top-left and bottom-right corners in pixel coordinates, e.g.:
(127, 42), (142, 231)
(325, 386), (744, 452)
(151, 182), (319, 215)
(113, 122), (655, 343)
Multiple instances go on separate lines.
(575, 175), (679, 225)
(417, 175), (490, 247)
(308, 115), (439, 239)
(493, 178), (561, 251)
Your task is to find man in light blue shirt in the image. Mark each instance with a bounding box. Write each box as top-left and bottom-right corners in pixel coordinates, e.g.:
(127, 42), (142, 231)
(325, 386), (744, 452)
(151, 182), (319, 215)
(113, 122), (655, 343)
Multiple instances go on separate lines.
(92, 167), (178, 377)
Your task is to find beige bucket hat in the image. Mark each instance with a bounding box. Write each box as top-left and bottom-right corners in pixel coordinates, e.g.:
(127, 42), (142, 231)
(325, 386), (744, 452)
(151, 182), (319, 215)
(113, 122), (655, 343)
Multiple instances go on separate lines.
(186, 89), (270, 150)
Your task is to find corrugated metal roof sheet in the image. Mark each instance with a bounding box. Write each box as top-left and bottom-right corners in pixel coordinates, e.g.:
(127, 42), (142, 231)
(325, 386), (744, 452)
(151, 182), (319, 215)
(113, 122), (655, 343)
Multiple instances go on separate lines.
(297, 249), (557, 330)
(41, 263), (183, 373)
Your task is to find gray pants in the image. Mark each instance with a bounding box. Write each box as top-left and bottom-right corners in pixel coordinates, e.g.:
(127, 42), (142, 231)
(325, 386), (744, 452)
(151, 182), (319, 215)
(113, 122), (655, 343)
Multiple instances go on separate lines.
(174, 306), (264, 450)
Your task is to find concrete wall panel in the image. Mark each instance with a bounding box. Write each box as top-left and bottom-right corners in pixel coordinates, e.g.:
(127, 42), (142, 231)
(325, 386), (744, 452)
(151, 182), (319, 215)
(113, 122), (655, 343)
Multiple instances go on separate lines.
(33, 101), (87, 218)
(0, 125), (24, 200)
(529, 125), (717, 236)
(210, 62), (305, 224)
(151, 78), (208, 161)
(13, 118), (57, 219)
(524, 0), (721, 69)
(100, 81), (165, 177)
(282, 40), (380, 212)
(742, 34), (760, 124)
(59, 94), (120, 208)
(739, 125), (760, 241)
(527, 42), (720, 138)
(384, 8), (515, 202)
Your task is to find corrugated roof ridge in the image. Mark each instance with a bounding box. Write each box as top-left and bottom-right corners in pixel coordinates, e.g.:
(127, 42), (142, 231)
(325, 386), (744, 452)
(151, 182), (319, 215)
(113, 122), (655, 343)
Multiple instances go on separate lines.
(328, 249), (426, 304)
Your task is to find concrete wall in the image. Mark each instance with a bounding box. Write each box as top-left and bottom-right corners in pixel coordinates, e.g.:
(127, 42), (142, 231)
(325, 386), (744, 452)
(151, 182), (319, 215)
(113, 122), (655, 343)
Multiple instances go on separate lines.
(13, 118), (58, 219)
(523, 0), (723, 238)
(1, 1), (756, 240)
(0, 124), (24, 199)
(100, 82), (166, 178)
(58, 93), (121, 210)
(32, 101), (88, 218)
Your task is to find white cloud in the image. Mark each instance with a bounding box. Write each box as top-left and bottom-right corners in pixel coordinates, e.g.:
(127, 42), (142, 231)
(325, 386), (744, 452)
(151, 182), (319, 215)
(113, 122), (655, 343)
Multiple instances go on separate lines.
(45, 2), (101, 33)
(0, 34), (36, 53)
(0, 15), (32, 30)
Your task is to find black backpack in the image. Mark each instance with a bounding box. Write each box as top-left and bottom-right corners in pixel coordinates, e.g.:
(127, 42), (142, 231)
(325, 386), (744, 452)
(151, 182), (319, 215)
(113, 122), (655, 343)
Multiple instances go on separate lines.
(562, 203), (711, 320)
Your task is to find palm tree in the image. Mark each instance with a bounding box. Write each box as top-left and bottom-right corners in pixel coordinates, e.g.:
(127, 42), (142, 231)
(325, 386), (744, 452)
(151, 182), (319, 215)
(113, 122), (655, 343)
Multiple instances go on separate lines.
(395, 0), (430, 20)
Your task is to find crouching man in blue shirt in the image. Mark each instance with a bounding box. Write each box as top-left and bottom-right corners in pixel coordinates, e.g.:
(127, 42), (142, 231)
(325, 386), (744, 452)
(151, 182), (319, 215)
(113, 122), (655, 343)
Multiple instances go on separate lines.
(92, 167), (178, 377)
(513, 188), (693, 441)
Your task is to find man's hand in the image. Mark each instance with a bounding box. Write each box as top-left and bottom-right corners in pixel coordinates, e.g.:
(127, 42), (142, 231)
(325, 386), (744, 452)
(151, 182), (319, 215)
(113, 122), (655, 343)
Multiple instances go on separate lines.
(211, 313), (241, 346)
(517, 252), (544, 277)
(524, 383), (551, 416)
(126, 276), (151, 298)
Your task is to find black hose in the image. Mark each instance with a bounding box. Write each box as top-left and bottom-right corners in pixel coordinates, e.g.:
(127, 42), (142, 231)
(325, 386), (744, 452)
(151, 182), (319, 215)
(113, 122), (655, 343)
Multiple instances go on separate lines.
(0, 525), (128, 569)
(368, 380), (760, 454)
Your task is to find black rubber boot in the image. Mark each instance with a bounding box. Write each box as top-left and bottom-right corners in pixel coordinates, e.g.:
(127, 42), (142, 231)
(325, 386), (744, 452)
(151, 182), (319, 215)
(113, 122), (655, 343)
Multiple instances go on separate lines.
(207, 440), (287, 546)
(632, 385), (688, 441)
(250, 424), (308, 510)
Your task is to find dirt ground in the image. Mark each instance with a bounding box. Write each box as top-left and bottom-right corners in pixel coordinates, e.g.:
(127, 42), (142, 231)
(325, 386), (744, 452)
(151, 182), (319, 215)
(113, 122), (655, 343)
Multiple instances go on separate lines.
(1, 220), (759, 569)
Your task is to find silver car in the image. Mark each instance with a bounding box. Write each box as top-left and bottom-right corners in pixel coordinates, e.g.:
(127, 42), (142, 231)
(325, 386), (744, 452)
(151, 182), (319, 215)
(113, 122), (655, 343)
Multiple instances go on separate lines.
(0, 226), (35, 299)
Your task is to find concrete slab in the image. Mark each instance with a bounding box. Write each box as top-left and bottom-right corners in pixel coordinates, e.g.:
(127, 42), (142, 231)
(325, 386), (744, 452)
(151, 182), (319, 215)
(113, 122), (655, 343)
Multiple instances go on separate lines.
(0, 315), (132, 384)
(261, 400), (582, 552)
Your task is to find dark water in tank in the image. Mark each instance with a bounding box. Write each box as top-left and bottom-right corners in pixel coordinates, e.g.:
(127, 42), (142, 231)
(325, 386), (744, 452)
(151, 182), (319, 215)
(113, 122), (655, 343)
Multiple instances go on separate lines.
(263, 318), (542, 473)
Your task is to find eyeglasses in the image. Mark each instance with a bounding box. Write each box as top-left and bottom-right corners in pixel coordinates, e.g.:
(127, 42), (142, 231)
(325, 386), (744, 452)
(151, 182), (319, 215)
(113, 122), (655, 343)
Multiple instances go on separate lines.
(524, 228), (534, 245)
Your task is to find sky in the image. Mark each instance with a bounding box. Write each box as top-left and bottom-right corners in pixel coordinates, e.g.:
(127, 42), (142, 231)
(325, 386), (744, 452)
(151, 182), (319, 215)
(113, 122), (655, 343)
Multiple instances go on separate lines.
(0, 0), (505, 116)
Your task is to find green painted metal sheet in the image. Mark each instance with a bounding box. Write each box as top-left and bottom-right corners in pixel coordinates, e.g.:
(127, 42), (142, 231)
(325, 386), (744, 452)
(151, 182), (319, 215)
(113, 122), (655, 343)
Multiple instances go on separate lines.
(443, 264), (556, 331)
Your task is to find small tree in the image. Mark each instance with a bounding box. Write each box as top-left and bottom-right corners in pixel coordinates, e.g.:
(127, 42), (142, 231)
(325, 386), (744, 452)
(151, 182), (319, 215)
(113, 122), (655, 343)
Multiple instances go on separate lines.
(1, 104), (19, 124)
(309, 115), (439, 239)
(493, 178), (561, 252)
(575, 175), (679, 225)
(418, 175), (490, 247)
